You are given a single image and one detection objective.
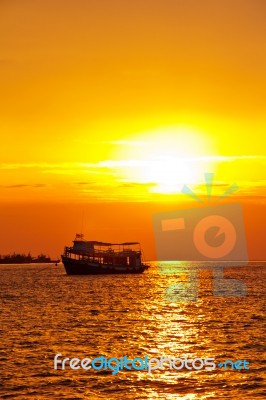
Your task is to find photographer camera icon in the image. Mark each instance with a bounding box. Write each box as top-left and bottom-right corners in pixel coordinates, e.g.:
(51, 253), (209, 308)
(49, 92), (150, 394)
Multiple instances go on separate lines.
(153, 182), (248, 302)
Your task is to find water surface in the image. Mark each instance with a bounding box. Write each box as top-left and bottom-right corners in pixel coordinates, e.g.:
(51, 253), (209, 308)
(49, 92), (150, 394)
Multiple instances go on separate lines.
(0, 262), (265, 399)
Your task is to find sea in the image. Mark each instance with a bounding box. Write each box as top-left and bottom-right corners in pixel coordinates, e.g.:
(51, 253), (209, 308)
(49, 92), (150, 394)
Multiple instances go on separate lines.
(0, 262), (265, 399)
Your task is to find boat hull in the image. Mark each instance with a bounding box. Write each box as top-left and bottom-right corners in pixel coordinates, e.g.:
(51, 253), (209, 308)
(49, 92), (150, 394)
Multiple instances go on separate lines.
(61, 257), (148, 275)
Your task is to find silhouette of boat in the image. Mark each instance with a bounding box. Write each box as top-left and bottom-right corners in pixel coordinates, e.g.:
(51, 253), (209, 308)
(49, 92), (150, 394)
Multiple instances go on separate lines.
(61, 234), (149, 275)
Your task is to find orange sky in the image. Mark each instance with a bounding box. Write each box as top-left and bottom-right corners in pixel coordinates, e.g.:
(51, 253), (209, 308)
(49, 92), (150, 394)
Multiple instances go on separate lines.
(0, 0), (265, 259)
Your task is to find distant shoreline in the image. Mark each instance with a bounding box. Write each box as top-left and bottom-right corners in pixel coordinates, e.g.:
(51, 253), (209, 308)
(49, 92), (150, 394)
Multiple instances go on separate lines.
(0, 253), (60, 264)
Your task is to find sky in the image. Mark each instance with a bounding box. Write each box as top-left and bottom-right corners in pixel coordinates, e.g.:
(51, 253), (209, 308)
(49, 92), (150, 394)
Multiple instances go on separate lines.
(0, 0), (265, 259)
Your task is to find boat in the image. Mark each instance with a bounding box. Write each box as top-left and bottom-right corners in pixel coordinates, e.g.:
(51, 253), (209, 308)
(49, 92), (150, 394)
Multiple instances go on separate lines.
(61, 234), (149, 275)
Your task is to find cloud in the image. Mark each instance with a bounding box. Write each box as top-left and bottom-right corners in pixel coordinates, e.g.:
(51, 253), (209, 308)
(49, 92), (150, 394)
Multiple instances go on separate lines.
(72, 181), (96, 185)
(0, 184), (46, 189)
(0, 162), (79, 170)
(118, 182), (157, 188)
(0, 157), (265, 202)
(81, 155), (266, 169)
(0, 156), (265, 172)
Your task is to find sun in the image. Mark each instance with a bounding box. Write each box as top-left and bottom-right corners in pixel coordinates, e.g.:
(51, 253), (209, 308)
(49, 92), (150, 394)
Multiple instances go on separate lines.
(114, 126), (214, 195)
(142, 154), (199, 194)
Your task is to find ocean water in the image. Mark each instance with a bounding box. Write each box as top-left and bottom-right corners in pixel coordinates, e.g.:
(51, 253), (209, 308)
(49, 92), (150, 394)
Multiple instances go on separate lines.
(0, 262), (265, 399)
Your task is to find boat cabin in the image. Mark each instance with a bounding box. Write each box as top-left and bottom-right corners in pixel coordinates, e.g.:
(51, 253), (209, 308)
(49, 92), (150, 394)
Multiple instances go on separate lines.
(64, 234), (142, 267)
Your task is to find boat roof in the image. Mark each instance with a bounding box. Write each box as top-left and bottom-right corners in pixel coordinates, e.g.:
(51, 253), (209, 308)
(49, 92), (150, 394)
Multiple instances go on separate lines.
(74, 240), (140, 246)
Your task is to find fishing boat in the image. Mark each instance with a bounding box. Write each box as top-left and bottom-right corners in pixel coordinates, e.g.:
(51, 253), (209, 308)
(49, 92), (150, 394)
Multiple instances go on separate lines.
(61, 234), (149, 275)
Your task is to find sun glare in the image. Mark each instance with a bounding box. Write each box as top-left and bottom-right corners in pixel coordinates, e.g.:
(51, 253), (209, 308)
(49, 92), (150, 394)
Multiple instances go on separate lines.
(143, 155), (199, 193)
(114, 127), (214, 195)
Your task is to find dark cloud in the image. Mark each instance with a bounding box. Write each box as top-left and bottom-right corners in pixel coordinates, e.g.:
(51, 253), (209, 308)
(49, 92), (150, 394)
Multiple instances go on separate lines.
(0, 184), (46, 189)
(73, 181), (95, 185)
